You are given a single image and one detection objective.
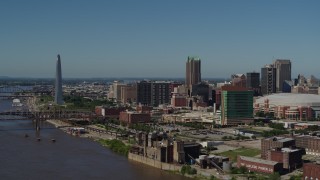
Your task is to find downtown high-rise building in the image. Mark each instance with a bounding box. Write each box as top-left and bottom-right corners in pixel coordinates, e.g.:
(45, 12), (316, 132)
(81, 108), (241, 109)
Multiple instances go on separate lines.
(136, 81), (170, 107)
(110, 81), (126, 102)
(261, 64), (276, 95)
(220, 86), (254, 125)
(186, 56), (201, 89)
(120, 84), (137, 104)
(274, 59), (291, 92)
(54, 54), (63, 105)
(246, 72), (260, 89)
(246, 72), (260, 96)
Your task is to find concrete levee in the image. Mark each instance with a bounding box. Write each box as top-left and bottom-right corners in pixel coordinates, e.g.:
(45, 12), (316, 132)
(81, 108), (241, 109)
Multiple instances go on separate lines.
(128, 153), (181, 171)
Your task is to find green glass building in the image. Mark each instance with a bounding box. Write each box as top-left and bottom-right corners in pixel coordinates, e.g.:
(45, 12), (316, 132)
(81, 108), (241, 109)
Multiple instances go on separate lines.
(221, 89), (254, 125)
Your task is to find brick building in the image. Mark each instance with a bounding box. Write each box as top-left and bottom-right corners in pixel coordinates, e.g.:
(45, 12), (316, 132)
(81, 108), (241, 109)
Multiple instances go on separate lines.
(261, 137), (295, 159)
(237, 156), (282, 174)
(169, 82), (183, 97)
(95, 106), (127, 119)
(215, 89), (221, 110)
(294, 135), (320, 156)
(119, 111), (151, 124)
(136, 104), (153, 113)
(267, 147), (304, 171)
(303, 163), (320, 180)
(120, 84), (137, 104)
(171, 93), (187, 107)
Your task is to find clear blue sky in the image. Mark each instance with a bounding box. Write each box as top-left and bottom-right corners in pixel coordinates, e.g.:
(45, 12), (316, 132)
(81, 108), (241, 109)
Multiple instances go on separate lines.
(0, 0), (319, 78)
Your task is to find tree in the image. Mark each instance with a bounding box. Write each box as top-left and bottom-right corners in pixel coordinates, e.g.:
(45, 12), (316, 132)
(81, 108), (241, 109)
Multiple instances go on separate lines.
(268, 172), (281, 180)
(180, 165), (187, 175)
(189, 168), (197, 175)
(210, 175), (218, 180)
(289, 174), (302, 180)
(239, 166), (248, 174)
(268, 123), (285, 130)
(222, 136), (228, 140)
(180, 165), (197, 175)
(256, 111), (265, 117)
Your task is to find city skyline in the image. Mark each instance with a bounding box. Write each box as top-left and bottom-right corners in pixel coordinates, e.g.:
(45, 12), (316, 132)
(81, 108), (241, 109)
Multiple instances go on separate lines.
(1, 0), (320, 78)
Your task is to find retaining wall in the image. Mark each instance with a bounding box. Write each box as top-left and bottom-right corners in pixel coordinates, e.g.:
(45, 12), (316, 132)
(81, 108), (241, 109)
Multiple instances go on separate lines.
(128, 153), (181, 171)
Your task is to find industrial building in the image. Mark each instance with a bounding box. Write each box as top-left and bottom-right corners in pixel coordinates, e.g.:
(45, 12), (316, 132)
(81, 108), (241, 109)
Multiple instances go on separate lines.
(132, 132), (201, 165)
(267, 147), (304, 171)
(237, 156), (282, 174)
(261, 137), (295, 159)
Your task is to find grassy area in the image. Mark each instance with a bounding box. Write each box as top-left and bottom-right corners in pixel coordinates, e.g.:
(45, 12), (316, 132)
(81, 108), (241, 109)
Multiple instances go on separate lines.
(38, 95), (54, 104)
(217, 148), (261, 162)
(97, 139), (131, 156)
(63, 96), (114, 110)
(242, 127), (265, 133)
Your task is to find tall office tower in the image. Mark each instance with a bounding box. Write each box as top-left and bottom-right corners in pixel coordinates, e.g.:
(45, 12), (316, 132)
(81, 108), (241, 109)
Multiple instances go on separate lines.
(220, 86), (253, 125)
(54, 54), (63, 105)
(246, 72), (260, 89)
(261, 65), (276, 95)
(274, 59), (291, 92)
(186, 56), (201, 89)
(246, 72), (260, 96)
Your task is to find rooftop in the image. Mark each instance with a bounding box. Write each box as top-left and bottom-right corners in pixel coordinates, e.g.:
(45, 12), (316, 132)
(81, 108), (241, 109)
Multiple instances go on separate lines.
(239, 156), (279, 166)
(280, 147), (300, 153)
(265, 136), (294, 142)
(256, 93), (320, 107)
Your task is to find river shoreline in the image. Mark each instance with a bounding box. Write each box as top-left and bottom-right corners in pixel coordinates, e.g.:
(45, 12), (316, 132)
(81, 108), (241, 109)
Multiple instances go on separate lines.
(46, 119), (115, 140)
(45, 119), (218, 180)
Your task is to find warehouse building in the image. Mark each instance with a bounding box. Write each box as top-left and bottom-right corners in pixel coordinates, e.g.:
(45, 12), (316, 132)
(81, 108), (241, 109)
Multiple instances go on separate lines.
(261, 137), (295, 159)
(237, 156), (282, 174)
